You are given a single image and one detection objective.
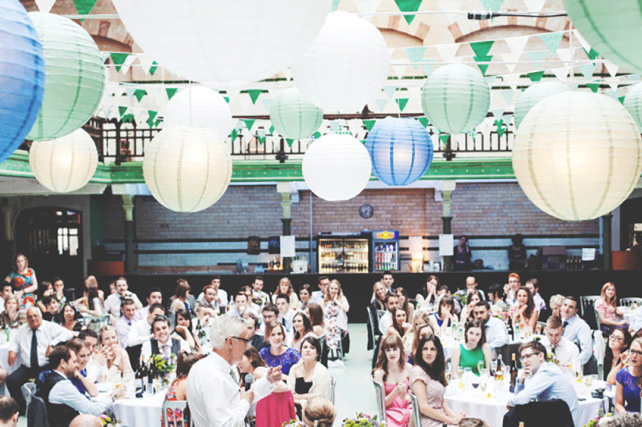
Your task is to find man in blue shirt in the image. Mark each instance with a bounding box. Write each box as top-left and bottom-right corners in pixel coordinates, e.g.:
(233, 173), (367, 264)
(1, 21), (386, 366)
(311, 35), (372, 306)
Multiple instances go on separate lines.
(561, 296), (595, 373)
(474, 301), (509, 351)
(507, 341), (579, 426)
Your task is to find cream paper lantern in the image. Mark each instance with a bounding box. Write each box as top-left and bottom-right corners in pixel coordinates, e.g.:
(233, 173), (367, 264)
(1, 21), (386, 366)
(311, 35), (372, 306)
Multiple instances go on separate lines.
(513, 82), (571, 129)
(29, 129), (98, 193)
(513, 91), (642, 221)
(302, 134), (371, 201)
(270, 88), (323, 139)
(420, 64), (490, 134)
(163, 87), (235, 139)
(143, 125), (232, 213)
(111, 0), (330, 87)
(624, 83), (642, 131)
(292, 11), (390, 112)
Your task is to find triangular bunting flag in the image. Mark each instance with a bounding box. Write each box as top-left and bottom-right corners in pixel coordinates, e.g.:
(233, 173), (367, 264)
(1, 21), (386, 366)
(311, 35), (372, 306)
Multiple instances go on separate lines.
(73, 0), (97, 15)
(470, 41), (494, 58)
(260, 99), (273, 111)
(374, 98), (388, 112)
(110, 53), (130, 73)
(247, 89), (263, 105)
(436, 44), (458, 63)
(522, 0), (545, 11)
(499, 90), (514, 104)
(382, 86), (397, 100)
(118, 106), (128, 118)
(583, 47), (600, 61)
(587, 82), (600, 93)
(122, 114), (135, 123)
(527, 71), (545, 82)
(35, 0), (55, 13)
(619, 95), (626, 104)
(491, 108), (505, 119)
(539, 32), (563, 56)
(479, 0), (503, 11)
(391, 65), (407, 79)
(573, 29), (592, 51)
(329, 121), (342, 133)
(394, 0), (423, 25)
(503, 73), (520, 90)
(257, 128), (266, 138)
(473, 56), (493, 76)
(230, 129), (238, 142)
(439, 134), (449, 145)
(149, 61), (158, 76)
(363, 120), (377, 132)
(504, 36), (528, 61)
(133, 89), (147, 102)
(405, 47), (427, 65)
(527, 51), (548, 62)
(332, 0), (341, 11)
(485, 76), (496, 87)
(124, 85), (137, 98)
(629, 74), (641, 82)
(578, 63), (596, 80)
(494, 119), (507, 137)
(243, 119), (256, 132)
(422, 63), (435, 76)
(552, 66), (570, 81)
(418, 117), (429, 127)
(285, 138), (294, 147)
(146, 110), (158, 128)
(604, 61), (619, 78)
(354, 0), (382, 14)
(395, 98), (409, 111)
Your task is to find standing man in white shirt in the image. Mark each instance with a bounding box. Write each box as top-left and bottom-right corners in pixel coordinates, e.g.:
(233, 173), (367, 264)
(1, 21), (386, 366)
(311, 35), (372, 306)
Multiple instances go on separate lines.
(474, 301), (509, 351)
(311, 276), (330, 305)
(114, 298), (137, 348)
(540, 315), (580, 369)
(187, 315), (282, 427)
(135, 287), (162, 321)
(103, 278), (142, 324)
(251, 276), (270, 309)
(378, 294), (398, 336)
(525, 279), (546, 314)
(561, 296), (595, 374)
(210, 275), (228, 313)
(6, 307), (74, 413)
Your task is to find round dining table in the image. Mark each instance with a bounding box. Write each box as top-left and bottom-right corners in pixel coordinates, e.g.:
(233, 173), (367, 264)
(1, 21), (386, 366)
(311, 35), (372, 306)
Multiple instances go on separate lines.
(112, 393), (165, 427)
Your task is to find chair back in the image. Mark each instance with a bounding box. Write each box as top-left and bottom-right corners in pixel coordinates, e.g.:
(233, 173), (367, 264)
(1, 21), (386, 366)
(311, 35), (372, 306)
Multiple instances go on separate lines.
(409, 391), (422, 427)
(162, 400), (189, 427)
(330, 375), (336, 405)
(372, 379), (386, 423)
(502, 398), (573, 427)
(26, 394), (49, 427)
(593, 305), (601, 331)
(82, 314), (110, 333)
(620, 297), (642, 307)
(22, 383), (36, 409)
(376, 310), (386, 322)
(366, 306), (375, 345)
(579, 296), (599, 329)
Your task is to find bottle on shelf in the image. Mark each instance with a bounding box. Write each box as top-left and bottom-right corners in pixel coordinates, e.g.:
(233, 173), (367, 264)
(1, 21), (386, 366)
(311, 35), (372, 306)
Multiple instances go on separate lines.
(509, 353), (518, 393)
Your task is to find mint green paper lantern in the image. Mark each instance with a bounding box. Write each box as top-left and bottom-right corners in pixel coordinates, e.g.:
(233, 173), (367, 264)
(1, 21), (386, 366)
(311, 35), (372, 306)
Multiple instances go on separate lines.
(420, 64), (490, 134)
(514, 82), (571, 129)
(624, 83), (642, 131)
(270, 88), (323, 139)
(27, 12), (105, 140)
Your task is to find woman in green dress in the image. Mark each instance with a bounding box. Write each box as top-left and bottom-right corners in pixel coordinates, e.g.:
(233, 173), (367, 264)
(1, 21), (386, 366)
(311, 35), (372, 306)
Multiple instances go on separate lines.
(451, 320), (492, 376)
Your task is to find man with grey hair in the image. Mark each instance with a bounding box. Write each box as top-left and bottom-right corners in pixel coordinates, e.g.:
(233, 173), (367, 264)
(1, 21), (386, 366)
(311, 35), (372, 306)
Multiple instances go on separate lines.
(187, 315), (282, 427)
(70, 414), (102, 427)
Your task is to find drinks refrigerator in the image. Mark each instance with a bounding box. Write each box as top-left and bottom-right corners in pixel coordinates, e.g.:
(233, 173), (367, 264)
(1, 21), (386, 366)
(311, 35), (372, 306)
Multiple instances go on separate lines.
(317, 232), (370, 274)
(372, 230), (399, 272)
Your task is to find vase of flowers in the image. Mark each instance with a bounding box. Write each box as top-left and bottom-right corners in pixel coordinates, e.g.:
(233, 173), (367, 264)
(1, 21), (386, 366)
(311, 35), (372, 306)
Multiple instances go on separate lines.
(342, 413), (384, 427)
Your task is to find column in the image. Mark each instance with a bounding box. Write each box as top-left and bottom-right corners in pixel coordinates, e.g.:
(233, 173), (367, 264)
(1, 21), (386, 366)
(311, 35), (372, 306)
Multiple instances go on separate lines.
(440, 181), (456, 271)
(276, 182), (295, 273)
(122, 195), (136, 274)
(602, 213), (612, 271)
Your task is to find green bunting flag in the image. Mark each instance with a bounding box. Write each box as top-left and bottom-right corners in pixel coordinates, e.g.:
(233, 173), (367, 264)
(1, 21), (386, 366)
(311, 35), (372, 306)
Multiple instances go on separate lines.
(258, 136), (267, 145)
(473, 56), (493, 76)
(146, 110), (158, 128)
(149, 61), (158, 76)
(133, 89), (147, 102)
(587, 82), (600, 93)
(118, 106), (128, 118)
(224, 97), (230, 104)
(243, 119), (256, 132)
(166, 88), (178, 100)
(394, 0), (422, 24)
(439, 134), (449, 145)
(73, 0), (97, 15)
(539, 32), (563, 56)
(494, 119), (506, 137)
(247, 90), (263, 105)
(122, 114), (135, 123)
(312, 132), (322, 139)
(332, 0), (341, 11)
(417, 117), (429, 128)
(230, 129), (238, 142)
(395, 98), (409, 111)
(286, 138), (294, 147)
(470, 41), (494, 58)
(363, 120), (377, 132)
(527, 71), (545, 82)
(110, 53), (130, 73)
(583, 47), (600, 61)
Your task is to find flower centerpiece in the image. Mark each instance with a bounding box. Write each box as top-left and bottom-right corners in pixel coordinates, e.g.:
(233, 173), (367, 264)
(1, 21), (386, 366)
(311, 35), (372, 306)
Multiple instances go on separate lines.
(283, 420), (305, 427)
(342, 413), (384, 427)
(582, 409), (613, 427)
(100, 414), (121, 427)
(150, 354), (177, 384)
(453, 289), (468, 306)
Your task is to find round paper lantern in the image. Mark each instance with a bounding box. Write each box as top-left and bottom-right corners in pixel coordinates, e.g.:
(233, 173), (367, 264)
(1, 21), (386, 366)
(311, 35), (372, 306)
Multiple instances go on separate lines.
(624, 83), (642, 131)
(0, 0), (45, 163)
(163, 87), (235, 139)
(143, 125), (232, 213)
(563, 0), (642, 74)
(513, 82), (571, 129)
(27, 12), (105, 141)
(302, 134), (371, 201)
(292, 11), (390, 112)
(270, 88), (323, 139)
(365, 117), (434, 186)
(513, 91), (642, 221)
(29, 129), (98, 193)
(420, 64), (490, 134)
(111, 0), (330, 87)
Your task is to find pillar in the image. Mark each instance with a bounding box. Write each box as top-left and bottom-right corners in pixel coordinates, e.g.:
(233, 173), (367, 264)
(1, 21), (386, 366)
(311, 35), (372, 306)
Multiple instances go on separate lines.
(602, 213), (612, 271)
(440, 181), (456, 271)
(122, 195), (136, 274)
(277, 182), (296, 273)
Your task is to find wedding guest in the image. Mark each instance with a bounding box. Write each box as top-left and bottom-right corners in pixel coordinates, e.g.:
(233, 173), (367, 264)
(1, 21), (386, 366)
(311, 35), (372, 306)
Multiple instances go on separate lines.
(606, 328), (632, 384)
(512, 287), (538, 331)
(172, 309), (201, 353)
(141, 316), (189, 361)
(57, 303), (83, 334)
(307, 304), (325, 338)
(103, 278), (141, 323)
(597, 282), (627, 337)
(540, 316), (580, 370)
(259, 321), (301, 375)
(561, 296), (594, 372)
(416, 276), (439, 310)
(35, 281), (53, 314)
(460, 291), (483, 324)
(290, 312), (317, 354)
(0, 295), (25, 331)
(372, 335), (412, 427)
(136, 287), (162, 321)
(170, 280), (192, 314)
(386, 307), (411, 340)
(372, 282), (387, 313)
(403, 313), (432, 358)
(251, 276), (270, 309)
(451, 320), (492, 377)
(379, 294), (398, 336)
(4, 254), (37, 309)
(465, 276), (485, 301)
(237, 346), (269, 426)
(410, 323), (435, 364)
(525, 279), (546, 314)
(288, 337), (332, 420)
(91, 325), (132, 382)
(161, 350), (205, 427)
(396, 287), (414, 325)
(52, 278), (68, 307)
(272, 277), (299, 308)
(322, 280), (350, 356)
(473, 302), (509, 351)
(615, 337), (642, 414)
(42, 296), (61, 323)
(66, 338), (98, 397)
(429, 296), (457, 332)
(243, 312), (265, 350)
(487, 283), (510, 314)
(507, 234), (526, 271)
(311, 277), (329, 306)
(506, 273), (521, 306)
(410, 335), (465, 426)
(0, 396), (19, 427)
(275, 294), (296, 337)
(74, 276), (103, 317)
(299, 284), (312, 311)
(549, 294), (565, 318)
(454, 236), (472, 271)
(302, 396), (336, 427)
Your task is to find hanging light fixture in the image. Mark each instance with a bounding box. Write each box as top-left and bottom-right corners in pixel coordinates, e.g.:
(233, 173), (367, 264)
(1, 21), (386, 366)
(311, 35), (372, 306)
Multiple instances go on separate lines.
(270, 87), (323, 140)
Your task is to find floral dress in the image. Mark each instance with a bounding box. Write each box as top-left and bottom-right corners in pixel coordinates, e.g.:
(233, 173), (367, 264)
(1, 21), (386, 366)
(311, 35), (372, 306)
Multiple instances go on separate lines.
(409, 366), (450, 427)
(323, 303), (345, 352)
(0, 310), (26, 330)
(8, 269), (36, 308)
(160, 377), (188, 427)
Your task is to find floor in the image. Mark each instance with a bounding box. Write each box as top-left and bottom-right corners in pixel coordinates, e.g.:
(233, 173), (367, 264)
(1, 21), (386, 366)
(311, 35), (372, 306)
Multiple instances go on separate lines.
(15, 323), (377, 427)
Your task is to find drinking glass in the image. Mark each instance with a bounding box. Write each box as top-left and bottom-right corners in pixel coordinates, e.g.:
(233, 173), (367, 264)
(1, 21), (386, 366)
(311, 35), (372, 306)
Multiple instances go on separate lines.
(536, 324), (542, 335)
(477, 360), (484, 374)
(480, 381), (487, 392)
(445, 372), (452, 383)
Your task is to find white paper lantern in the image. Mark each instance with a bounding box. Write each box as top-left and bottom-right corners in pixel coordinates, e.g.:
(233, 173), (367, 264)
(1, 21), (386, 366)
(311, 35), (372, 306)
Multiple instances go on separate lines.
(270, 88), (323, 139)
(513, 91), (642, 221)
(563, 0), (642, 74)
(163, 87), (235, 139)
(111, 0), (330, 87)
(624, 82), (642, 131)
(302, 134), (372, 201)
(143, 125), (232, 212)
(513, 82), (571, 129)
(292, 11), (390, 112)
(420, 64), (490, 134)
(29, 129), (98, 193)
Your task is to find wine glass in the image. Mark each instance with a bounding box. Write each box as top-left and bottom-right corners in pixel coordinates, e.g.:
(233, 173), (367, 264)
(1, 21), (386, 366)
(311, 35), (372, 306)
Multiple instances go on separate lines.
(477, 360), (485, 375)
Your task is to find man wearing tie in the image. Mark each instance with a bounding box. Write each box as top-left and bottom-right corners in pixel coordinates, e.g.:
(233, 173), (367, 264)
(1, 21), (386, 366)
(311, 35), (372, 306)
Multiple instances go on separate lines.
(561, 296), (595, 374)
(6, 307), (73, 414)
(140, 316), (189, 360)
(540, 315), (580, 369)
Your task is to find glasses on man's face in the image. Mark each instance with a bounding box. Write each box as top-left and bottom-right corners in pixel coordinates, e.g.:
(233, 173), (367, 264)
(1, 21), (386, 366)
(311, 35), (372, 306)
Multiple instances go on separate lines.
(609, 335), (624, 342)
(229, 336), (250, 345)
(520, 352), (541, 362)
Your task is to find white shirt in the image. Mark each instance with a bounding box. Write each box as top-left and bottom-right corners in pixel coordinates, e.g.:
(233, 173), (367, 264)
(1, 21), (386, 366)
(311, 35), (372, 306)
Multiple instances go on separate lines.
(540, 336), (581, 369)
(103, 292), (142, 318)
(0, 297), (4, 314)
(631, 306), (642, 335)
(484, 317), (509, 350)
(379, 311), (392, 335)
(135, 305), (149, 321)
(49, 370), (113, 415)
(127, 318), (152, 348)
(9, 321), (74, 368)
(187, 351), (275, 427)
(114, 315), (135, 348)
(277, 309), (296, 333)
(140, 337), (190, 360)
(311, 291), (324, 305)
(533, 292), (547, 313)
(562, 314), (593, 365)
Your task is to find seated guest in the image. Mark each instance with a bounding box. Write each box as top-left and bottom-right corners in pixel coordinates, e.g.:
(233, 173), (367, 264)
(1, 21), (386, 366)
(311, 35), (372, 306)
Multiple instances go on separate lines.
(7, 307), (73, 414)
(103, 277), (142, 324)
(207, 275), (227, 314)
(57, 303), (83, 334)
(194, 305), (215, 348)
(114, 298), (137, 347)
(396, 287), (414, 326)
(136, 287), (162, 321)
(272, 277), (300, 308)
(372, 335), (412, 427)
(243, 312), (265, 349)
(0, 396), (19, 427)
(429, 296), (458, 332)
(302, 396), (336, 427)
(451, 320), (492, 377)
(606, 328), (632, 384)
(35, 281), (53, 314)
(600, 413), (642, 427)
(37, 345), (122, 427)
(169, 279), (192, 314)
(91, 325), (132, 382)
(473, 301), (509, 351)
(78, 329), (98, 357)
(561, 296), (594, 373)
(288, 337), (332, 419)
(73, 276), (103, 317)
(141, 316), (190, 360)
(311, 276), (329, 305)
(409, 321), (434, 363)
(66, 338), (98, 397)
(505, 273), (521, 306)
(259, 321), (301, 375)
(549, 294), (565, 318)
(415, 275), (439, 310)
(42, 295), (61, 322)
(410, 335), (465, 426)
(615, 337), (642, 414)
(465, 276), (485, 301)
(194, 284), (218, 314)
(371, 281), (387, 318)
(258, 303), (279, 337)
(230, 292), (256, 318)
(0, 295), (26, 331)
(525, 279), (546, 314)
(487, 283), (510, 314)
(172, 309), (201, 353)
(299, 284), (313, 311)
(127, 303), (165, 349)
(512, 287), (538, 331)
(307, 304), (325, 338)
(70, 414), (102, 427)
(460, 291), (483, 324)
(52, 278), (68, 307)
(275, 294), (296, 335)
(291, 312), (317, 354)
(240, 286), (261, 315)
(540, 316), (580, 369)
(597, 282), (627, 337)
(403, 312), (431, 357)
(379, 294), (398, 336)
(386, 307), (411, 339)
(507, 341), (579, 426)
(0, 283), (13, 314)
(161, 350), (205, 427)
(251, 276), (270, 309)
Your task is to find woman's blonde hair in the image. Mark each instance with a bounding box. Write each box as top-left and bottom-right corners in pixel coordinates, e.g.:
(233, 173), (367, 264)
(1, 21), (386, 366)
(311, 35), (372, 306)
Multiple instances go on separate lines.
(549, 294), (565, 308)
(323, 279), (343, 303)
(98, 325), (120, 345)
(303, 396), (336, 427)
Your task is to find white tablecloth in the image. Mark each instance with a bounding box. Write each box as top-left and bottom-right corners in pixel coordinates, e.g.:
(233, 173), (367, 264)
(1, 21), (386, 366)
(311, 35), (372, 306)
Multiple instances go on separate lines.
(112, 394), (165, 427)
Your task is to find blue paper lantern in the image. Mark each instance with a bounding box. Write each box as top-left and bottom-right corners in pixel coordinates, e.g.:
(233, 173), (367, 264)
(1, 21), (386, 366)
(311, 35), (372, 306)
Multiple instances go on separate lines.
(365, 117), (434, 186)
(0, 0), (45, 163)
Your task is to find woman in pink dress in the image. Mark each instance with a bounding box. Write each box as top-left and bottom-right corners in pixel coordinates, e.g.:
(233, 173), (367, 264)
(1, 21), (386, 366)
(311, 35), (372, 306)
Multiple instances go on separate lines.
(597, 282), (627, 336)
(373, 335), (413, 427)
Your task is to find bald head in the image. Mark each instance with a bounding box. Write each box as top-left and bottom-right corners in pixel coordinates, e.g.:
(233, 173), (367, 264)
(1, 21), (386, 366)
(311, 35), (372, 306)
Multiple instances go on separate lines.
(70, 414), (102, 427)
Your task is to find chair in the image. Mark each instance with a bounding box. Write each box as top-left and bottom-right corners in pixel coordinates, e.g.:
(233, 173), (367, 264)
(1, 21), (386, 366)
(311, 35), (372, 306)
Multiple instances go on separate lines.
(620, 297), (642, 307)
(409, 391), (421, 427)
(372, 379), (386, 424)
(594, 305), (602, 332)
(23, 383), (49, 427)
(593, 330), (606, 379)
(21, 383), (36, 409)
(502, 399), (573, 427)
(366, 306), (376, 350)
(330, 375), (336, 405)
(376, 310), (386, 323)
(83, 314), (110, 333)
(580, 296), (600, 330)
(162, 400), (189, 427)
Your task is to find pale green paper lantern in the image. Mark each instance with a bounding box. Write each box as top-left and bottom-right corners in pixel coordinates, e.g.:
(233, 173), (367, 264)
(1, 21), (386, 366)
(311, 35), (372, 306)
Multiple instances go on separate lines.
(513, 91), (642, 221)
(420, 64), (490, 134)
(143, 125), (232, 213)
(270, 88), (323, 139)
(513, 82), (571, 129)
(27, 12), (105, 140)
(29, 129), (98, 193)
(563, 0), (642, 74)
(624, 83), (642, 132)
